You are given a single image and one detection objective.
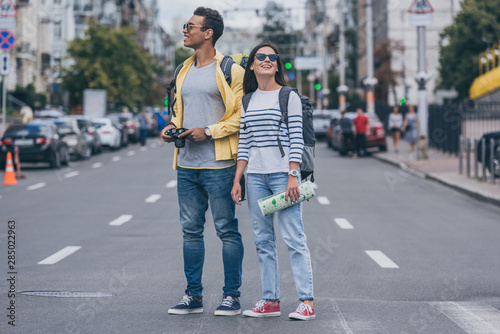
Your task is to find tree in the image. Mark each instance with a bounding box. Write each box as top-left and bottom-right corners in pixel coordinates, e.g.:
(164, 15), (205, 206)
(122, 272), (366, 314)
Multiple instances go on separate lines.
(59, 21), (166, 110)
(374, 39), (405, 105)
(438, 0), (500, 100)
(175, 45), (194, 67)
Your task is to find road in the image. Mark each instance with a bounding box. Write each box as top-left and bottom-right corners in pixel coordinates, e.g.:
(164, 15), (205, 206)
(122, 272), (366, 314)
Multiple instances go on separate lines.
(1, 140), (500, 334)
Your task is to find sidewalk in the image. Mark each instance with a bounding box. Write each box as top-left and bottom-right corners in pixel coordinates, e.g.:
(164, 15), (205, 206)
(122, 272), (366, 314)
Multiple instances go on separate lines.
(373, 137), (500, 207)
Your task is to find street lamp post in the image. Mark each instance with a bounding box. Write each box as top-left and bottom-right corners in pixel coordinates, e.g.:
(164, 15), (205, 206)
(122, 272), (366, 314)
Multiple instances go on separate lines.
(363, 0), (377, 114)
(337, 0), (348, 112)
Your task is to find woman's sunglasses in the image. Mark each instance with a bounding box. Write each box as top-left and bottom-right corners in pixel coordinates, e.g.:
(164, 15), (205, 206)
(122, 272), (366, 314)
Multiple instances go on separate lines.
(255, 53), (279, 62)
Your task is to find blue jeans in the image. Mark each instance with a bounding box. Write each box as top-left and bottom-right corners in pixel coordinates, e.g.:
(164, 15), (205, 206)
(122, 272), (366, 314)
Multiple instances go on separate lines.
(246, 173), (314, 301)
(177, 166), (243, 298)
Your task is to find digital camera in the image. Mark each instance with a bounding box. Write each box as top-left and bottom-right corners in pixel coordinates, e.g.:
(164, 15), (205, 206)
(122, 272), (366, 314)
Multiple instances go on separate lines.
(166, 128), (187, 148)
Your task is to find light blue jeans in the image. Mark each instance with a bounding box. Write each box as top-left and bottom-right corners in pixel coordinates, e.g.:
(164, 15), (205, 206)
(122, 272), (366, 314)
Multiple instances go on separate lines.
(246, 172), (314, 301)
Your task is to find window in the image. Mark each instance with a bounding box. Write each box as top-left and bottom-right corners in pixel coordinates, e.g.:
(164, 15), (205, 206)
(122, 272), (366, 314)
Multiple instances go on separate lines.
(54, 21), (61, 39)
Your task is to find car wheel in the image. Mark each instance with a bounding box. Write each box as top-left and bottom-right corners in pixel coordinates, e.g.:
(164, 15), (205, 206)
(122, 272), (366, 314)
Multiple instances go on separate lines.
(486, 147), (500, 178)
(61, 148), (70, 166)
(379, 145), (387, 152)
(51, 151), (61, 169)
(82, 145), (92, 160)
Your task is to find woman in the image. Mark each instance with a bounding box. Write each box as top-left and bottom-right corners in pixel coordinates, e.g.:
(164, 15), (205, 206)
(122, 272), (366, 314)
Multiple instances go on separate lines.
(402, 104), (418, 151)
(388, 105), (403, 153)
(231, 43), (315, 321)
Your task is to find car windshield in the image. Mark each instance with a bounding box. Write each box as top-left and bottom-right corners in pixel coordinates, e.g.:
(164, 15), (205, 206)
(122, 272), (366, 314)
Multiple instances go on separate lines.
(6, 123), (48, 136)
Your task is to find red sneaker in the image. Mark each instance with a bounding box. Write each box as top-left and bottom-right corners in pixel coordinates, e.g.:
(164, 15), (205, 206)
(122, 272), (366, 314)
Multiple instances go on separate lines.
(243, 300), (281, 317)
(288, 302), (316, 320)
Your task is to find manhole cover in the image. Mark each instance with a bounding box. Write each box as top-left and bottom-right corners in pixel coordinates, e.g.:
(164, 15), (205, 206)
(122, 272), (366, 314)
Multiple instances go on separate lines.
(19, 291), (112, 298)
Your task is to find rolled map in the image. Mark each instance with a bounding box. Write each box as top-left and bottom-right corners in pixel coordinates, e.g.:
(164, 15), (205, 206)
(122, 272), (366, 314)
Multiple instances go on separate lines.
(258, 181), (315, 216)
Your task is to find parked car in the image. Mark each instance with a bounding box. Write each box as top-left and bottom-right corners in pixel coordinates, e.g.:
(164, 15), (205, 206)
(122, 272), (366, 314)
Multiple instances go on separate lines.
(108, 113), (140, 143)
(314, 109), (339, 140)
(35, 109), (65, 119)
(108, 118), (129, 148)
(476, 131), (500, 178)
(53, 118), (92, 160)
(66, 115), (102, 155)
(92, 118), (121, 150)
(0, 121), (70, 169)
(327, 112), (387, 155)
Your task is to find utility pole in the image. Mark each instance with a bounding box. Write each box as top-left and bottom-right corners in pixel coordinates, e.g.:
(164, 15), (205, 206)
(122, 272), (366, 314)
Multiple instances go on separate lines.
(363, 0), (377, 114)
(337, 0), (348, 112)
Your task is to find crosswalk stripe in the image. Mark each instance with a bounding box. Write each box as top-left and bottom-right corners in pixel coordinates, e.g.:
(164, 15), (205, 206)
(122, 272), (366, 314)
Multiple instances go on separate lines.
(27, 182), (46, 191)
(145, 194), (161, 203)
(335, 218), (354, 229)
(431, 302), (500, 334)
(365, 250), (399, 268)
(38, 246), (82, 265)
(109, 214), (133, 226)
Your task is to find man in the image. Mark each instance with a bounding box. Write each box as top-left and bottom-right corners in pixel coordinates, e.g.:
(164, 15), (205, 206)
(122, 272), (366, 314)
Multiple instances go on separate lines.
(138, 110), (149, 147)
(160, 7), (244, 316)
(339, 112), (354, 157)
(155, 106), (169, 134)
(353, 108), (369, 157)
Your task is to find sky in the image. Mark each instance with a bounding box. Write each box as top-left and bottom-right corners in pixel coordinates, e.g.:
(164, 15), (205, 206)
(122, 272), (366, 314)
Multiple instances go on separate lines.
(157, 0), (307, 38)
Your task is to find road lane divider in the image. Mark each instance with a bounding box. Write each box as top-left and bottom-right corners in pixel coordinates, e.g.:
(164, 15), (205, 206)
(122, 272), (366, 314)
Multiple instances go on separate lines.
(140, 147), (147, 152)
(127, 150), (136, 156)
(92, 162), (103, 168)
(38, 246), (82, 265)
(27, 182), (46, 191)
(112, 156), (121, 162)
(335, 218), (354, 229)
(430, 302), (500, 333)
(166, 180), (177, 188)
(317, 196), (331, 205)
(365, 250), (399, 268)
(145, 194), (161, 203)
(109, 215), (133, 226)
(63, 171), (80, 179)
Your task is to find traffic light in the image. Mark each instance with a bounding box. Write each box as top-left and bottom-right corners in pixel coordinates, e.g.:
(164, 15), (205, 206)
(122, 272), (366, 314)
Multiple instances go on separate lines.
(285, 62), (292, 70)
(315, 83), (322, 91)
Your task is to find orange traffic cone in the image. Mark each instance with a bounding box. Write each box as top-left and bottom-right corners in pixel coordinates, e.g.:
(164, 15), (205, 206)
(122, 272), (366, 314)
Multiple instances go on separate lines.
(3, 152), (18, 186)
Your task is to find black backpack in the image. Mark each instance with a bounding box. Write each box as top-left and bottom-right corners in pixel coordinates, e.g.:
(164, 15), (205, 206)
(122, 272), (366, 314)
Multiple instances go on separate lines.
(242, 86), (316, 181)
(165, 54), (248, 117)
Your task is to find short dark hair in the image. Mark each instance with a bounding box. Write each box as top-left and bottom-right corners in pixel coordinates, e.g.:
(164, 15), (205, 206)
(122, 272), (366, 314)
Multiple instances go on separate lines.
(193, 7), (224, 46)
(243, 43), (288, 95)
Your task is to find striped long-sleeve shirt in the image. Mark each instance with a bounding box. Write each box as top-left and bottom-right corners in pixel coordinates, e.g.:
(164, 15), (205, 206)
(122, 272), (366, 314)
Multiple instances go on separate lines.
(237, 88), (304, 174)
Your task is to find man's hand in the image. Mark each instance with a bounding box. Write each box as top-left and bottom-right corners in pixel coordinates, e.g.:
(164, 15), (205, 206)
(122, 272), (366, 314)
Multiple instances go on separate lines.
(160, 124), (176, 142)
(179, 128), (207, 142)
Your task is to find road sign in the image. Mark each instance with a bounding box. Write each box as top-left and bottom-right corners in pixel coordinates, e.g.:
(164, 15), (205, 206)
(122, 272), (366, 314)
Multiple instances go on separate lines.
(0, 16), (15, 29)
(0, 30), (15, 51)
(295, 57), (324, 71)
(0, 53), (9, 75)
(408, 0), (434, 14)
(0, 0), (17, 17)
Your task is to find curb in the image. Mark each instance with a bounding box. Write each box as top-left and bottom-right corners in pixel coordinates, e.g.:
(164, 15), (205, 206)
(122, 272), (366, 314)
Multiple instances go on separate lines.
(373, 153), (500, 208)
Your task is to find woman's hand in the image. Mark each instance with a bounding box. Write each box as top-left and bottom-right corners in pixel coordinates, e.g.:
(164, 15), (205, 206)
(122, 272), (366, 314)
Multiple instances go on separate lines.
(285, 175), (300, 203)
(231, 180), (243, 206)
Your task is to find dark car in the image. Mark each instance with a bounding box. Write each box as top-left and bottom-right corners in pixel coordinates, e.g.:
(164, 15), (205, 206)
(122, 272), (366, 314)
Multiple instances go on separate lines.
(327, 112), (387, 155)
(476, 131), (500, 178)
(66, 115), (102, 155)
(53, 118), (92, 160)
(108, 113), (140, 143)
(0, 121), (70, 169)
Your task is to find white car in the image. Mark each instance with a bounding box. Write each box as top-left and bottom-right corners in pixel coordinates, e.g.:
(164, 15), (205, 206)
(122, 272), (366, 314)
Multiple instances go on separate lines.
(92, 118), (121, 150)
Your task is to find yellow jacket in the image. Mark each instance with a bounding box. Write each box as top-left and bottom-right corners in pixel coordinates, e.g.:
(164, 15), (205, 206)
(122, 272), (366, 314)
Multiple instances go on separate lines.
(170, 50), (244, 170)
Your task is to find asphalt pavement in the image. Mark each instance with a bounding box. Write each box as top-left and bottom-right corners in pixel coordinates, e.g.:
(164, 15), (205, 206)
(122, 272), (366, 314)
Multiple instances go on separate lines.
(1, 139), (500, 333)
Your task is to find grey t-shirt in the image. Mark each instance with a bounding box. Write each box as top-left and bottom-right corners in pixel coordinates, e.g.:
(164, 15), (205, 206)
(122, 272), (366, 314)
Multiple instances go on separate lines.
(177, 61), (234, 168)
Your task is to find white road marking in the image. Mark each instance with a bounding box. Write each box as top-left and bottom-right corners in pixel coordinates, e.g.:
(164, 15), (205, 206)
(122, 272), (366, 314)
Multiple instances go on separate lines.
(112, 156), (121, 162)
(27, 182), (46, 191)
(311, 183), (318, 189)
(38, 246), (82, 265)
(92, 162), (103, 168)
(150, 143), (158, 149)
(317, 196), (331, 205)
(127, 150), (136, 156)
(109, 214), (133, 226)
(431, 302), (500, 334)
(166, 180), (177, 188)
(140, 147), (147, 152)
(145, 194), (161, 203)
(365, 250), (399, 268)
(335, 218), (354, 229)
(63, 171), (79, 178)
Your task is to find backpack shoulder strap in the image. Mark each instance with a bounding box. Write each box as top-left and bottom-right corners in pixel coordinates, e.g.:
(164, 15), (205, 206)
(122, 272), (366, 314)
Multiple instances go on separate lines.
(220, 56), (235, 86)
(241, 92), (254, 131)
(166, 63), (184, 117)
(277, 86), (295, 158)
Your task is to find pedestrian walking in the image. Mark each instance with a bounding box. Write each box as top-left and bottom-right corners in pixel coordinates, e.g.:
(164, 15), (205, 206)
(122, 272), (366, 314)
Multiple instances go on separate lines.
(160, 7), (244, 316)
(388, 105), (403, 153)
(138, 110), (149, 146)
(353, 108), (369, 157)
(155, 106), (169, 134)
(403, 104), (418, 151)
(231, 42), (316, 321)
(339, 112), (355, 157)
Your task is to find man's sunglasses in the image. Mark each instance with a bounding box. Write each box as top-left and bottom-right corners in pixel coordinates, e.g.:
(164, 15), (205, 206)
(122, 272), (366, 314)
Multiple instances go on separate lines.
(183, 23), (206, 31)
(255, 53), (279, 62)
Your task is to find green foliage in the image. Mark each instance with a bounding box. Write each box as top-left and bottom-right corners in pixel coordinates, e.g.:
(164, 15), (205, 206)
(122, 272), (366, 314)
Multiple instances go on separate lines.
(175, 45), (194, 67)
(438, 0), (500, 99)
(59, 21), (166, 109)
